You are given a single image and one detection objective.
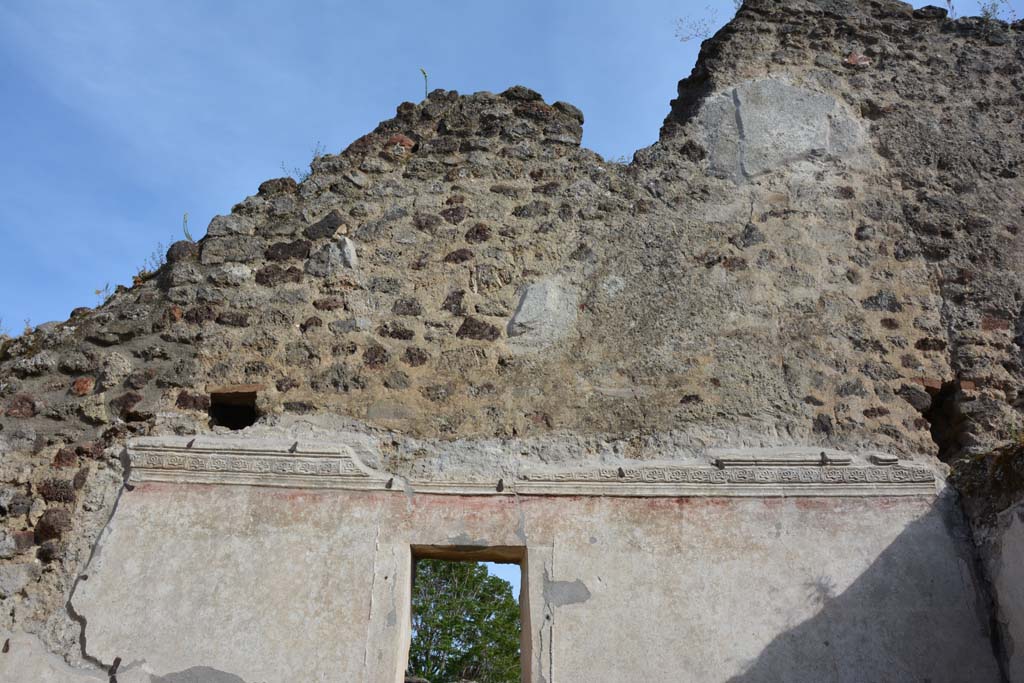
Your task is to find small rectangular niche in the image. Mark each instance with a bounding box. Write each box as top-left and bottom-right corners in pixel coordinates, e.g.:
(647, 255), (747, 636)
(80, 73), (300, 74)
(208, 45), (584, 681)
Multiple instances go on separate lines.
(406, 546), (529, 683)
(207, 383), (261, 430)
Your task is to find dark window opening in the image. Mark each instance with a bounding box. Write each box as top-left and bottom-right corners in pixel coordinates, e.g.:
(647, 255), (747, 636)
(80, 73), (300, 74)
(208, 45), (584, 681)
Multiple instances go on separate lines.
(209, 390), (258, 430)
(407, 547), (526, 683)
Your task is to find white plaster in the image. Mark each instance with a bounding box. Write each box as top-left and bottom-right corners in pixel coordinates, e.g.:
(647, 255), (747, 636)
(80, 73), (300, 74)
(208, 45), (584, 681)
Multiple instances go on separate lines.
(71, 483), (1000, 682)
(506, 278), (579, 352)
(0, 630), (149, 682)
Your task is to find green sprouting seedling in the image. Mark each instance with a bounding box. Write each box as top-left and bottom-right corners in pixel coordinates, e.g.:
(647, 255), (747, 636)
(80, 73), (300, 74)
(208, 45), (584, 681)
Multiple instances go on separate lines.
(420, 67), (429, 99)
(183, 212), (194, 242)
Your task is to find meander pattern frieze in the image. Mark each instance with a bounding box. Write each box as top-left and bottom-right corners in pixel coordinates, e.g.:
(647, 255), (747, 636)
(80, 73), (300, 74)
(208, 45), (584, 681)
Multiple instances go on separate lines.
(131, 451), (359, 477)
(519, 465), (933, 485)
(126, 438), (937, 497)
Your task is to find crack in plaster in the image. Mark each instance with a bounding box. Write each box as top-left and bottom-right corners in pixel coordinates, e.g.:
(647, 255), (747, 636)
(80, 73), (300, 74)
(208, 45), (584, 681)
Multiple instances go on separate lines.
(361, 522), (382, 679)
(731, 87), (750, 180)
(67, 481), (132, 674)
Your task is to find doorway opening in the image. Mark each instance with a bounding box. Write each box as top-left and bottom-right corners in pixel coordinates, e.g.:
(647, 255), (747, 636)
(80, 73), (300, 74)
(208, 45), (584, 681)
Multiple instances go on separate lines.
(406, 546), (528, 683)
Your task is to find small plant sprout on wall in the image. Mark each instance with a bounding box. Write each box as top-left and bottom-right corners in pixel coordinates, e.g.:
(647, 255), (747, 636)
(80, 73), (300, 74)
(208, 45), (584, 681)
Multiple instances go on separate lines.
(676, 0), (743, 42)
(979, 0), (1018, 21)
(93, 283), (112, 306)
(945, 0), (1019, 20)
(281, 141), (327, 183)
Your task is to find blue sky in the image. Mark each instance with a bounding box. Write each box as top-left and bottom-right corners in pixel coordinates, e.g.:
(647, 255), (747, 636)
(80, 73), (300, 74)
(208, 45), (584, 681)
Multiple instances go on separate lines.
(0, 0), (1018, 331)
(483, 561), (522, 601)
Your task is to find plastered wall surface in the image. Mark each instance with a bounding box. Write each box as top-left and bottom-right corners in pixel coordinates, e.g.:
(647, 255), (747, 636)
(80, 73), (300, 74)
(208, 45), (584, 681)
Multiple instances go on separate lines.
(989, 502), (1024, 682)
(60, 482), (999, 682)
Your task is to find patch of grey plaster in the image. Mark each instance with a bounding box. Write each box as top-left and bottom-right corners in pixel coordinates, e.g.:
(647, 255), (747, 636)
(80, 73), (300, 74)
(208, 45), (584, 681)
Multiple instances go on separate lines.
(598, 275), (625, 299)
(698, 78), (864, 181)
(184, 412), (932, 486)
(339, 237), (358, 269)
(147, 414), (946, 496)
(506, 278), (579, 352)
(240, 417), (386, 469)
(697, 93), (741, 181)
(396, 475), (416, 508)
(304, 240), (356, 277)
(448, 532), (492, 547)
(364, 400), (413, 422)
(543, 572), (591, 607)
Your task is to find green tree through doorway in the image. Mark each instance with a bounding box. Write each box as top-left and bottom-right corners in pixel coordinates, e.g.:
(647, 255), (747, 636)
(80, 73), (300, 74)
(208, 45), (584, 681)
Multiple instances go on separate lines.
(407, 560), (520, 682)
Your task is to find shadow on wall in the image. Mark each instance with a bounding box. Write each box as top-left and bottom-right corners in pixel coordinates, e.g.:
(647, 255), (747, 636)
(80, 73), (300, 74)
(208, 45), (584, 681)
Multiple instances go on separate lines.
(151, 666), (248, 683)
(726, 491), (1007, 683)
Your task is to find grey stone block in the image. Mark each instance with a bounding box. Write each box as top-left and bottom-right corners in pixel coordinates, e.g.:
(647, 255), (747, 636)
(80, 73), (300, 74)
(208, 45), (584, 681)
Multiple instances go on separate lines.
(506, 278), (579, 352)
(698, 78), (864, 180)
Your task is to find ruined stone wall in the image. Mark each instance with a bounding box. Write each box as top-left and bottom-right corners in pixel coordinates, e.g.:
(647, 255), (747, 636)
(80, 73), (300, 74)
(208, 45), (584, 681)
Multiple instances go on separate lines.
(0, 0), (1022, 676)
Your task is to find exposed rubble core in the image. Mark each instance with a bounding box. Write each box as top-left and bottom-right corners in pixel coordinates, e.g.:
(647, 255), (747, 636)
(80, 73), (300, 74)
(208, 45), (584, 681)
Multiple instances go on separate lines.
(0, 0), (1022, 674)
